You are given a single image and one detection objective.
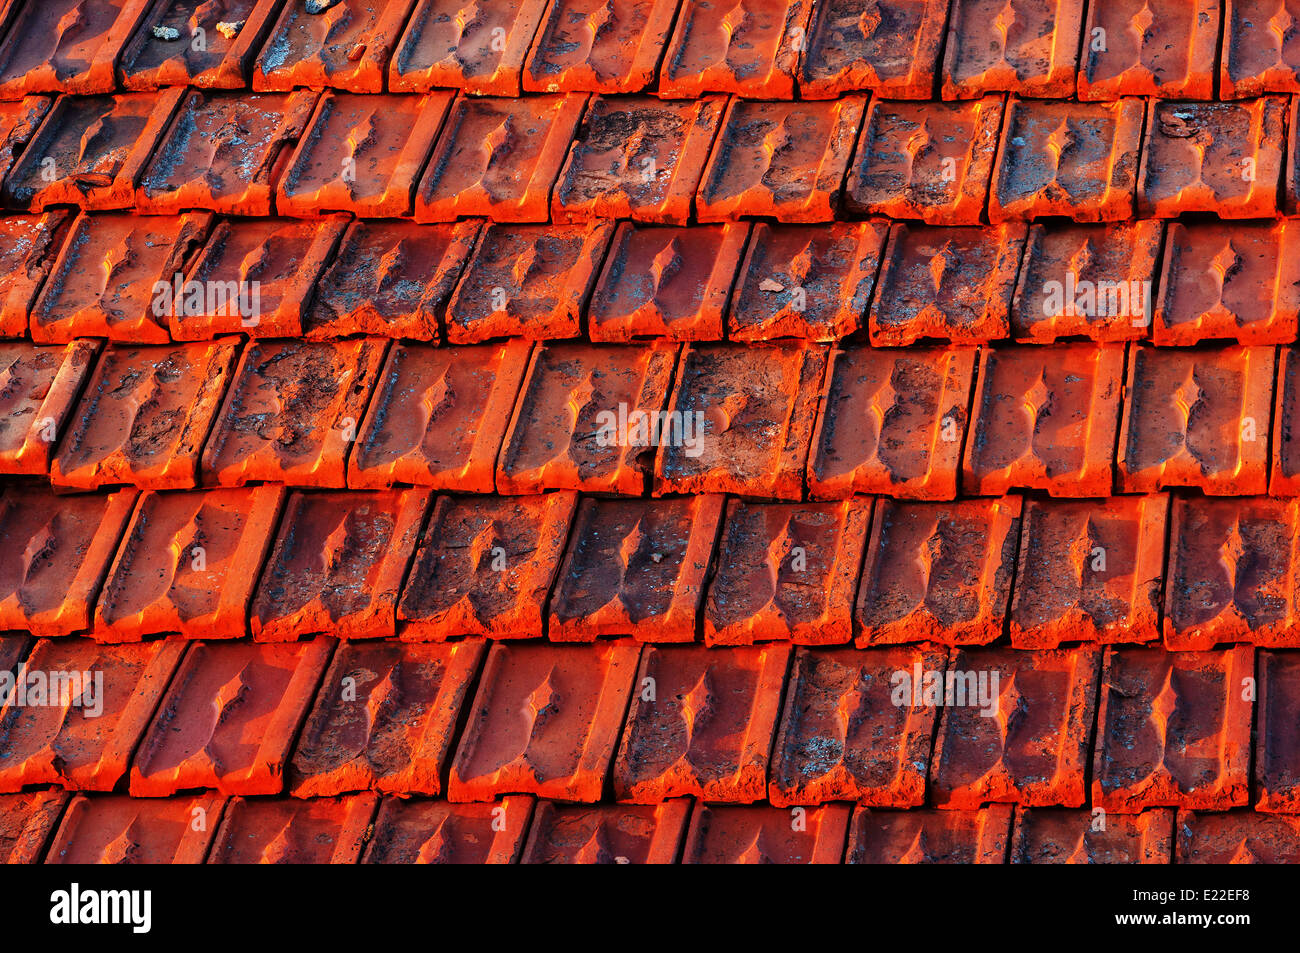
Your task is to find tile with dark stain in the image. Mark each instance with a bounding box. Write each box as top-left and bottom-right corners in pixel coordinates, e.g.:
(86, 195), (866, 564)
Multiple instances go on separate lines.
(1079, 0), (1218, 99)
(941, 0), (1084, 99)
(0, 789), (68, 863)
(521, 799), (689, 863)
(120, 0), (284, 90)
(207, 793), (378, 863)
(799, 0), (950, 99)
(659, 0), (812, 99)
(682, 803), (851, 863)
(390, 0), (548, 95)
(364, 796), (533, 863)
(522, 0), (678, 93)
(0, 339), (99, 475)
(253, 0), (417, 92)
(0, 212), (70, 337)
(1176, 809), (1300, 863)
(1221, 0), (1300, 98)
(847, 805), (1013, 863)
(0, 0), (150, 96)
(1257, 650), (1300, 812)
(1010, 807), (1174, 863)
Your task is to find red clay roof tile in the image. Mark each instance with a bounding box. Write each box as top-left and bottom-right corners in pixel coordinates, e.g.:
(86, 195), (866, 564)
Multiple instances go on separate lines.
(1010, 807), (1174, 864)
(612, 643), (789, 802)
(0, 486), (136, 637)
(1009, 495), (1169, 649)
(0, 638), (185, 791)
(522, 0), (678, 94)
(350, 339), (530, 491)
(941, 0), (1084, 100)
(1257, 649), (1300, 812)
(1078, 0), (1219, 100)
(682, 802), (851, 863)
(659, 0), (812, 99)
(0, 95), (51, 184)
(856, 496), (1022, 646)
(588, 223), (748, 341)
(703, 499), (870, 645)
(250, 489), (430, 641)
(207, 792), (378, 863)
(448, 640), (641, 801)
(51, 338), (240, 491)
(0, 789), (67, 863)
(93, 486), (285, 641)
(654, 341), (827, 500)
(0, 339), (98, 476)
(496, 341), (676, 495)
(552, 95), (725, 225)
(696, 96), (865, 223)
(769, 643), (945, 806)
(45, 792), (223, 863)
(289, 638), (485, 797)
(521, 799), (689, 863)
(0, 211), (70, 337)
(931, 645), (1102, 809)
(1092, 645), (1254, 813)
(446, 222), (614, 343)
(201, 337), (386, 488)
(868, 222), (1027, 346)
(799, 0), (949, 100)
(808, 344), (974, 501)
(846, 804), (1012, 862)
(390, 0), (549, 96)
(1176, 809), (1300, 863)
(0, 0), (150, 97)
(130, 637), (333, 796)
(729, 222), (887, 342)
(962, 343), (1124, 498)
(363, 795), (533, 863)
(398, 491), (577, 640)
(1118, 344), (1274, 496)
(0, 633), (28, 673)
(1221, 0), (1300, 99)
(1273, 345), (1300, 495)
(119, 0), (284, 90)
(253, 0), (417, 92)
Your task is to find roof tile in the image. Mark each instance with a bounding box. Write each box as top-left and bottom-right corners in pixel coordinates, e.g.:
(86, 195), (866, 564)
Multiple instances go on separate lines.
(0, 0), (150, 97)
(1176, 809), (1300, 863)
(93, 486), (285, 641)
(398, 491), (578, 641)
(0, 633), (28, 673)
(799, 0), (949, 100)
(390, 0), (549, 95)
(682, 802), (851, 863)
(522, 0), (678, 94)
(856, 496), (1022, 646)
(808, 344), (975, 501)
(846, 805), (1012, 862)
(550, 495), (725, 642)
(289, 638), (485, 797)
(1010, 807), (1174, 863)
(1078, 0), (1219, 99)
(130, 638), (333, 796)
(207, 793), (378, 863)
(448, 640), (640, 801)
(0, 212), (70, 337)
(1272, 345), (1300, 495)
(1257, 650), (1300, 812)
(521, 799), (690, 863)
(1092, 646), (1254, 812)
(253, 0), (417, 92)
(0, 339), (99, 476)
(250, 489), (430, 641)
(0, 789), (67, 863)
(941, 0), (1084, 99)
(0, 638), (186, 791)
(659, 0), (812, 99)
(0, 95), (52, 183)
(363, 796), (533, 863)
(119, 0), (284, 90)
(769, 644), (945, 806)
(45, 792), (223, 864)
(1221, 0), (1300, 99)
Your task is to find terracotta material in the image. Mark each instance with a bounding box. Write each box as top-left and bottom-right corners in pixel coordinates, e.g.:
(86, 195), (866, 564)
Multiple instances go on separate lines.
(496, 341), (677, 495)
(51, 339), (240, 491)
(1078, 0), (1219, 99)
(931, 645), (1102, 809)
(551, 95), (725, 225)
(962, 343), (1124, 497)
(364, 796), (533, 863)
(1010, 808), (1174, 864)
(808, 345), (975, 501)
(1176, 809), (1300, 863)
(613, 643), (789, 803)
(521, 799), (689, 863)
(0, 486), (137, 637)
(769, 644), (946, 806)
(252, 0), (417, 92)
(289, 638), (485, 796)
(390, 0), (548, 95)
(445, 222), (614, 342)
(1092, 646), (1254, 812)
(250, 489), (430, 641)
(1272, 346), (1300, 495)
(729, 222), (887, 342)
(45, 793), (223, 864)
(0, 790), (67, 863)
(855, 496), (1022, 646)
(448, 640), (640, 802)
(120, 0), (285, 89)
(0, 96), (51, 183)
(659, 0), (812, 99)
(847, 805), (1013, 863)
(589, 223), (748, 341)
(682, 803), (851, 863)
(201, 338), (386, 488)
(522, 0), (678, 93)
(398, 492), (578, 641)
(941, 0), (1084, 99)
(1221, 0), (1300, 98)
(1137, 98), (1286, 218)
(869, 223), (1027, 346)
(1010, 220), (1162, 342)
(1257, 650), (1300, 812)
(130, 638), (333, 796)
(549, 495), (725, 642)
(0, 212), (70, 337)
(1010, 495), (1169, 649)
(0, 634), (27, 674)
(0, 0), (150, 96)
(799, 0), (950, 99)
(0, 638), (185, 791)
(306, 219), (480, 341)
(350, 340), (531, 491)
(653, 342), (828, 500)
(3, 89), (182, 211)
(703, 499), (871, 645)
(696, 97), (866, 222)
(1118, 344), (1274, 496)
(846, 97), (1003, 225)
(415, 93), (585, 223)
(278, 91), (451, 218)
(208, 793), (378, 863)
(0, 340), (99, 475)
(94, 486), (285, 641)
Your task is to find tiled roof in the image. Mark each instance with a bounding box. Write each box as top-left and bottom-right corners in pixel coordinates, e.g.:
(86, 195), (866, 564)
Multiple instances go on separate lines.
(0, 0), (1298, 866)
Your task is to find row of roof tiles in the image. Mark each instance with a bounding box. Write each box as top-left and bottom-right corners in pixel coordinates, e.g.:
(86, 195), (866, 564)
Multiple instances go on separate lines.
(6, 483), (1300, 650)
(12, 0), (1300, 105)
(0, 636), (1292, 814)
(6, 89), (1300, 225)
(0, 338), (1296, 501)
(5, 790), (1294, 864)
